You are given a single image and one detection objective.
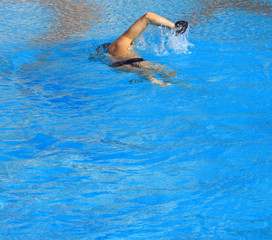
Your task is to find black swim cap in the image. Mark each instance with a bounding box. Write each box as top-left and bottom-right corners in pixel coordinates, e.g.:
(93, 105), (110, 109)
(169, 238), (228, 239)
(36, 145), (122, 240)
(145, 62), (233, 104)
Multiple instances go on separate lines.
(174, 20), (188, 35)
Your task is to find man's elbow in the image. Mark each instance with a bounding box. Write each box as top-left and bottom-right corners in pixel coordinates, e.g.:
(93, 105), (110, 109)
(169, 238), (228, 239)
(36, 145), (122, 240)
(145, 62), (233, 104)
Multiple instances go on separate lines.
(143, 12), (155, 21)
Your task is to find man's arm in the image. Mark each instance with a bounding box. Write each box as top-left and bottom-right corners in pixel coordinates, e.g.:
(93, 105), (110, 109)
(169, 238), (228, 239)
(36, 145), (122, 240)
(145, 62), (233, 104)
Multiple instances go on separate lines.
(123, 12), (175, 41)
(109, 13), (175, 57)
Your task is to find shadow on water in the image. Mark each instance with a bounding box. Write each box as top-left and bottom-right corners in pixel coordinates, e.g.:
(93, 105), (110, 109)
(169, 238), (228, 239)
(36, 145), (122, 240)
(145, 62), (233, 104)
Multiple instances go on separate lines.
(27, 0), (101, 44)
(188, 0), (272, 25)
(0, 0), (101, 74)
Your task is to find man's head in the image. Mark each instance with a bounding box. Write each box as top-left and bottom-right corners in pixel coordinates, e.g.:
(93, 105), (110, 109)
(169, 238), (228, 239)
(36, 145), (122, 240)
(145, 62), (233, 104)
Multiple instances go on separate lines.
(175, 20), (188, 35)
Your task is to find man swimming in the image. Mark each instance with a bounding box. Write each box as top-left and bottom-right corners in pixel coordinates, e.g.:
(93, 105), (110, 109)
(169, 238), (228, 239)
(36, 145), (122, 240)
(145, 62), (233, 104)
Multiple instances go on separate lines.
(104, 12), (188, 86)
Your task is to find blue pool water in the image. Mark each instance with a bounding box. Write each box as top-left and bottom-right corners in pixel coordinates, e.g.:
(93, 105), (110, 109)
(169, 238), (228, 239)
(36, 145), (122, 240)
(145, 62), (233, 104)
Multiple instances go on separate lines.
(1, 0), (272, 239)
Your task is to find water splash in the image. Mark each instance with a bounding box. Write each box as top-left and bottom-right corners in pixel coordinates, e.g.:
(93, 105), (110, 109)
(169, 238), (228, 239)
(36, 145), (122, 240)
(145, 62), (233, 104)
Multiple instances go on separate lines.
(168, 27), (194, 54)
(135, 25), (194, 56)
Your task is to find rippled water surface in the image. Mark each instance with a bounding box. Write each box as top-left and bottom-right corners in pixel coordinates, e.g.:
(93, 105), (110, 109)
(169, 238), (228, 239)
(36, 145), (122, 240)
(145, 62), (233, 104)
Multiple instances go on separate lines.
(1, 0), (272, 239)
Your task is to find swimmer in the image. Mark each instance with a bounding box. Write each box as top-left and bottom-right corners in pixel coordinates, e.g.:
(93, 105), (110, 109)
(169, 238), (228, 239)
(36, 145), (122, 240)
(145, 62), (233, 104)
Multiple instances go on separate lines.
(102, 12), (188, 86)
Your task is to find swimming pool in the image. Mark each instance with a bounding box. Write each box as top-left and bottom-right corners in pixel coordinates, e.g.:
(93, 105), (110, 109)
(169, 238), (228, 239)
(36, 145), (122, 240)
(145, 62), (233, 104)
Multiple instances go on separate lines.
(1, 0), (272, 239)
